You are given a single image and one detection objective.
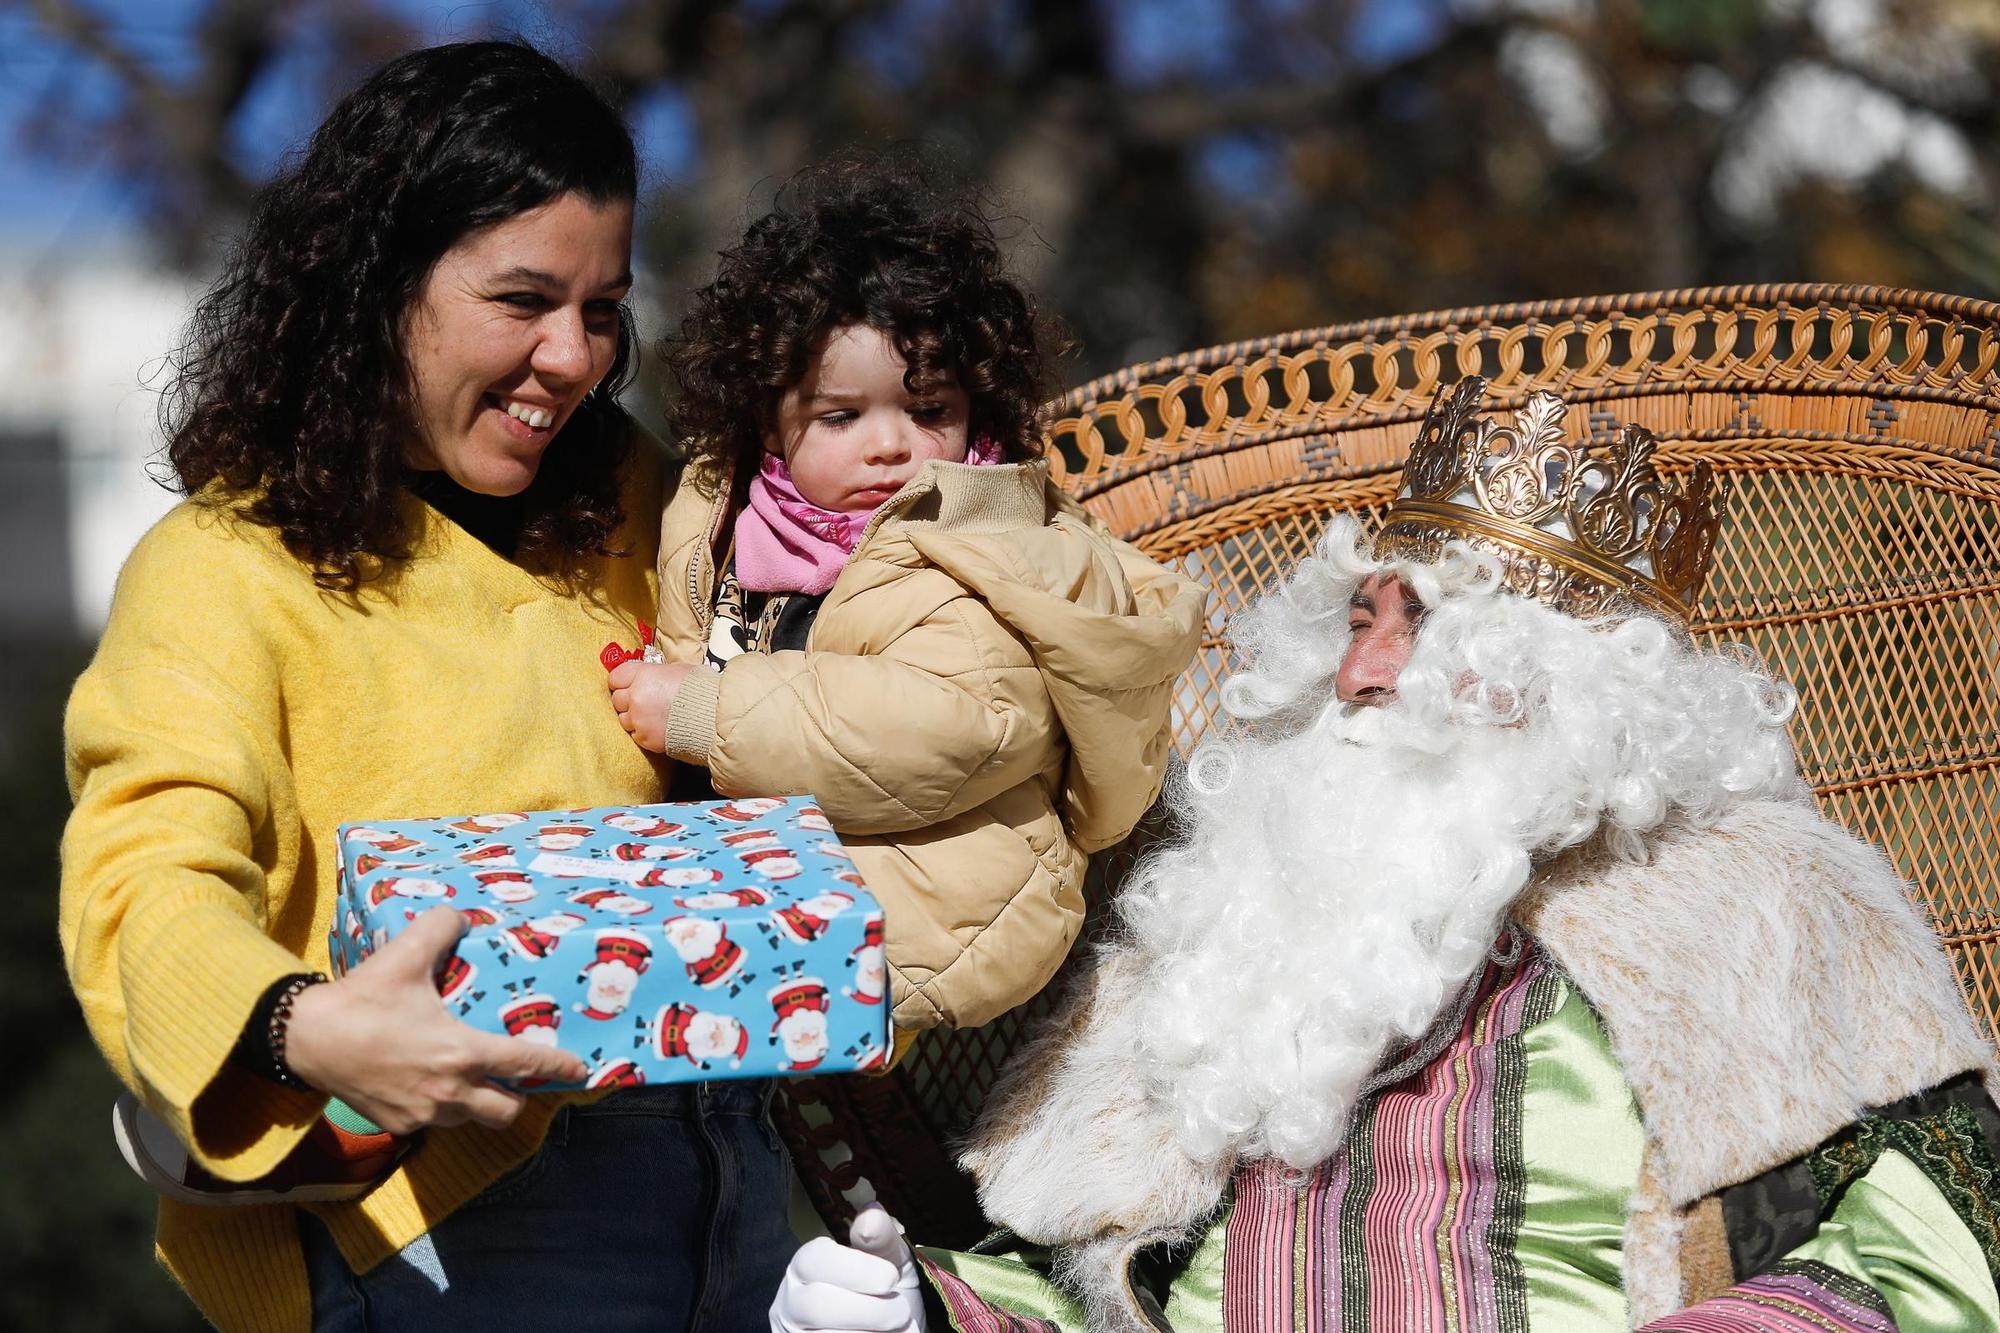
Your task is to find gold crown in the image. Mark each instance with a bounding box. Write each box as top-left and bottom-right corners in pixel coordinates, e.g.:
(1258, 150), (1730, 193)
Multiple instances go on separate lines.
(1372, 377), (1726, 623)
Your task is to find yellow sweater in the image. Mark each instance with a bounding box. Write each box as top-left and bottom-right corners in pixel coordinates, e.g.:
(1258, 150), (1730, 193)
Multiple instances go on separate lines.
(60, 449), (668, 1332)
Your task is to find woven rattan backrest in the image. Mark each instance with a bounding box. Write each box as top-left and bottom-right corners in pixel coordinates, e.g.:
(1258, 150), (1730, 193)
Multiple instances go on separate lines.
(1044, 283), (2000, 1029)
(780, 284), (2000, 1242)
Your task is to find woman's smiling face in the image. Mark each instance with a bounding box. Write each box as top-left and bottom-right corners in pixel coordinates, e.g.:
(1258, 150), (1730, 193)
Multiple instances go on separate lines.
(402, 191), (634, 495)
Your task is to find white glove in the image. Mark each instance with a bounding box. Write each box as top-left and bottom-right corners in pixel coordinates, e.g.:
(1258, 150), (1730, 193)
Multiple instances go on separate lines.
(770, 1204), (926, 1333)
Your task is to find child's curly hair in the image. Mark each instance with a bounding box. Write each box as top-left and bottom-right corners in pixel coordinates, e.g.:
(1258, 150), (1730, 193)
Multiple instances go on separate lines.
(663, 155), (1061, 473)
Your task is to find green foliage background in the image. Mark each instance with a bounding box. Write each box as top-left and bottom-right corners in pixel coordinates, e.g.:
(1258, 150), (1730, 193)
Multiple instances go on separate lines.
(0, 640), (201, 1330)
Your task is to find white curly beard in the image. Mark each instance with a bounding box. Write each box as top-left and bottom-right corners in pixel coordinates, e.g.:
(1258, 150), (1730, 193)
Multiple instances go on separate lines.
(1117, 700), (1544, 1171)
(1112, 518), (1801, 1173)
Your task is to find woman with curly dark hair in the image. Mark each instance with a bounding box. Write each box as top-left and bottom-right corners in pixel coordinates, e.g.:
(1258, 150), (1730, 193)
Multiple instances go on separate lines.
(61, 40), (791, 1332)
(608, 160), (1205, 1059)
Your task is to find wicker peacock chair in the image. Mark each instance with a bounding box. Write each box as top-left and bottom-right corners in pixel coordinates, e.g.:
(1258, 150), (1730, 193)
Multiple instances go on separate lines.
(774, 282), (2000, 1244)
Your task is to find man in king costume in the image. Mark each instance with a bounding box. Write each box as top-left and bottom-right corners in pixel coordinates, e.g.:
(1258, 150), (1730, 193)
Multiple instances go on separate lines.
(769, 379), (2000, 1333)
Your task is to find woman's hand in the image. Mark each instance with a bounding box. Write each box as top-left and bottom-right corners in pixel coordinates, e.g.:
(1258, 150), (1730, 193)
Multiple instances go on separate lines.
(284, 907), (587, 1134)
(607, 660), (693, 753)
(770, 1206), (925, 1333)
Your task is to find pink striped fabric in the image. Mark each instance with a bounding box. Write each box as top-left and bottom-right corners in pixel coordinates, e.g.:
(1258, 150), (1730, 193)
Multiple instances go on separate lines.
(1636, 1261), (1897, 1331)
(1220, 943), (1556, 1333)
(919, 1254), (1062, 1332)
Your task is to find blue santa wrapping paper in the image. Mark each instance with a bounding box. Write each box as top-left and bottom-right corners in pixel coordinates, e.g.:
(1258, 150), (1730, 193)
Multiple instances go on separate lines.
(331, 796), (889, 1089)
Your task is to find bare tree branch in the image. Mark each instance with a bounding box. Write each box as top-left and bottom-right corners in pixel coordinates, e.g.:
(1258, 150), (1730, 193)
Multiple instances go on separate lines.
(1116, 15), (1500, 146)
(26, 0), (300, 253)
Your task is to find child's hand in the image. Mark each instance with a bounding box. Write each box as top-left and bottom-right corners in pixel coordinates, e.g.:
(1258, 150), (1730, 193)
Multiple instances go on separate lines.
(607, 660), (693, 753)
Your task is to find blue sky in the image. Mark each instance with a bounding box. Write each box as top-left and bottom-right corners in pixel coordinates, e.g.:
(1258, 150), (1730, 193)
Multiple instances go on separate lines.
(0, 0), (702, 245)
(0, 0), (1444, 248)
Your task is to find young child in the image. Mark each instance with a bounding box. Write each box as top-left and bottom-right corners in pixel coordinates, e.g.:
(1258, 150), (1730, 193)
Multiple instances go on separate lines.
(608, 160), (1205, 1039)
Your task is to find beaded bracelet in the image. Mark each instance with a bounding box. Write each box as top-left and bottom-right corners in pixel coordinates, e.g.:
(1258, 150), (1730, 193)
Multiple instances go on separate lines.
(234, 971), (328, 1091)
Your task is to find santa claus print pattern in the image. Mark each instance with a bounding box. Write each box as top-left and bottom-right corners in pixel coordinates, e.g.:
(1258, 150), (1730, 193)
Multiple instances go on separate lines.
(331, 797), (888, 1089)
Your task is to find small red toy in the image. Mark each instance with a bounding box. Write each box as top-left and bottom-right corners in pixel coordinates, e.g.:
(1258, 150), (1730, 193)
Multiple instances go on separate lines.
(601, 620), (657, 672)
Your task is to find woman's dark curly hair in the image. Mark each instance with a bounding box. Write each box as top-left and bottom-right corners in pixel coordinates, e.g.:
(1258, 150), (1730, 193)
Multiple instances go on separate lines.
(163, 40), (638, 588)
(663, 155), (1061, 476)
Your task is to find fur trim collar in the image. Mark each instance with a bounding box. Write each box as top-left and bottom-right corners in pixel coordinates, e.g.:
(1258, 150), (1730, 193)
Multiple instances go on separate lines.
(1521, 797), (1992, 1320)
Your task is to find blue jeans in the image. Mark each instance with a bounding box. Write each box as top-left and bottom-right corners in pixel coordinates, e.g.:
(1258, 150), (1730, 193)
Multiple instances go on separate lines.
(302, 1080), (792, 1332)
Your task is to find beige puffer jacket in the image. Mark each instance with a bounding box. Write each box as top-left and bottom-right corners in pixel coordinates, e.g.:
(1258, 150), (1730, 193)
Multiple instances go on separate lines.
(655, 454), (1205, 1031)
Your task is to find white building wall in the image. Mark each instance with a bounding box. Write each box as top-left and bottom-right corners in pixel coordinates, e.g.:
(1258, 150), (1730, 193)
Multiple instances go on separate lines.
(0, 249), (204, 633)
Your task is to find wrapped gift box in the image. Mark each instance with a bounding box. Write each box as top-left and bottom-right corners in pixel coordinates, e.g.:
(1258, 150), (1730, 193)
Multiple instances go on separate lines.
(331, 796), (889, 1089)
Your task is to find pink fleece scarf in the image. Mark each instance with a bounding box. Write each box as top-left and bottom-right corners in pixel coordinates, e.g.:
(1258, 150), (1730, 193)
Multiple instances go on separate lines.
(734, 437), (1005, 594)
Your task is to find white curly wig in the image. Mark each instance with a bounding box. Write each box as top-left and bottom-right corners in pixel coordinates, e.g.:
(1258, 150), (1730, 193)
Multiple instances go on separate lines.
(1115, 515), (1803, 1171)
